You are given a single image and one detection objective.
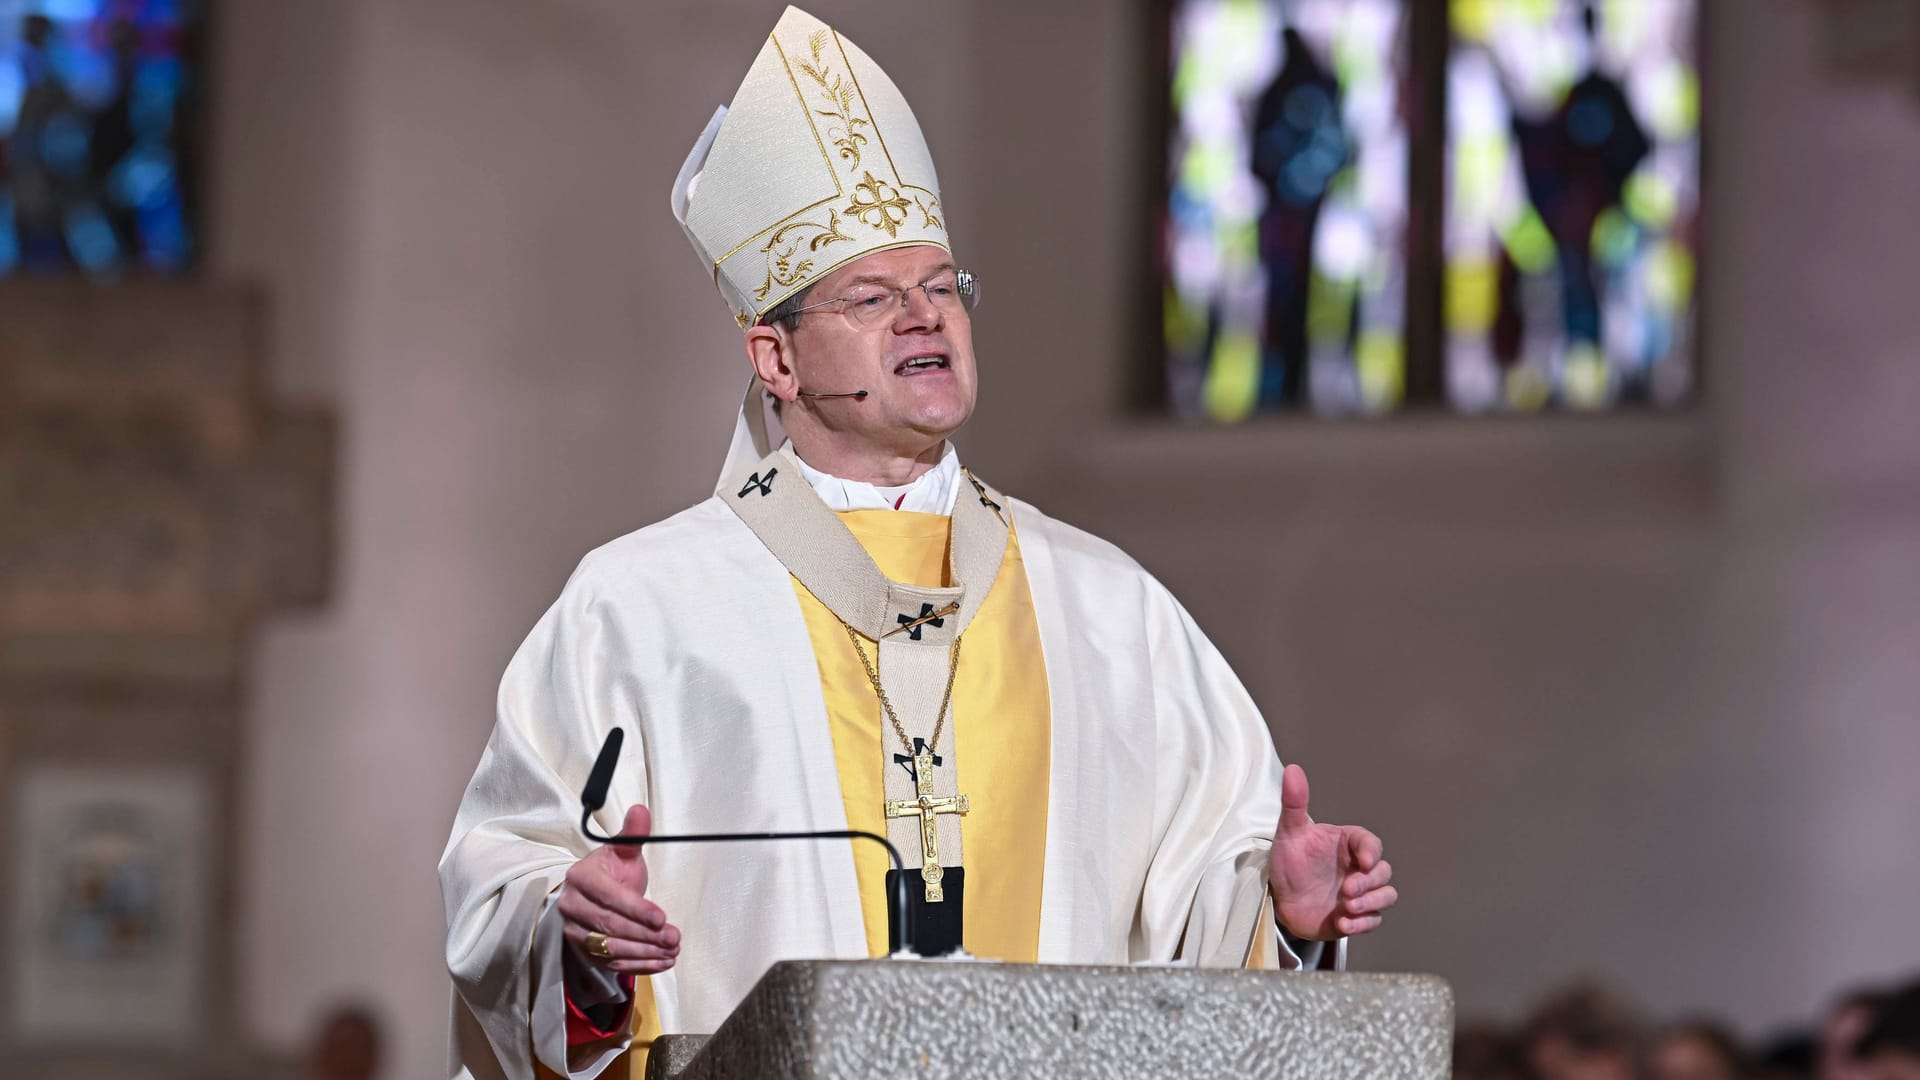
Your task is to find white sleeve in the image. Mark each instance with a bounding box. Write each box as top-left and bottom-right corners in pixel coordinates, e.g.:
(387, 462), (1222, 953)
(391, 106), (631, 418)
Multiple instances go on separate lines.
(440, 559), (647, 1079)
(1132, 576), (1348, 973)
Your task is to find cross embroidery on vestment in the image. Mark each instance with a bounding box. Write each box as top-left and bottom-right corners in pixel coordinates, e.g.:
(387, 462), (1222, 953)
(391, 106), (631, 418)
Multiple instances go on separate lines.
(737, 469), (778, 498)
(893, 737), (942, 781)
(894, 602), (947, 641)
(961, 466), (1005, 524)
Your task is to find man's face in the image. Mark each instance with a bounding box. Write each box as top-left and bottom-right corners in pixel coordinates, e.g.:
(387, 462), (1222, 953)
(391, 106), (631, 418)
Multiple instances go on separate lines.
(779, 244), (977, 456)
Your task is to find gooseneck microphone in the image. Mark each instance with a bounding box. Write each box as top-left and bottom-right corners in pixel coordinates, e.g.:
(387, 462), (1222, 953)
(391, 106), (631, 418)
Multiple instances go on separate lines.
(581, 727), (624, 813)
(797, 389), (869, 399)
(579, 728), (916, 956)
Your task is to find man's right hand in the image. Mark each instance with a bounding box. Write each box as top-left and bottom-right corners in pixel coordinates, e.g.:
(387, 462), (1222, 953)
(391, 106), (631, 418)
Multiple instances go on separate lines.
(559, 805), (681, 974)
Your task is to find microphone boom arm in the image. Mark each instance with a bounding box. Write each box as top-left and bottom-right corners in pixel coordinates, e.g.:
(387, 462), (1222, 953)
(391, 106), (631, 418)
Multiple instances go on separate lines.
(581, 814), (904, 872)
(578, 727), (919, 956)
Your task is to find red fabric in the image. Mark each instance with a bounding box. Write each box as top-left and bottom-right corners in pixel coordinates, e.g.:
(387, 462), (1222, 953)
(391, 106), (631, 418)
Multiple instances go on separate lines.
(563, 967), (635, 1047)
(893, 492), (907, 509)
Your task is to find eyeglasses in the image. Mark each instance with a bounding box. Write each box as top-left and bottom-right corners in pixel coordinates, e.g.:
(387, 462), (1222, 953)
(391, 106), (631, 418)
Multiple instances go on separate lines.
(787, 269), (981, 328)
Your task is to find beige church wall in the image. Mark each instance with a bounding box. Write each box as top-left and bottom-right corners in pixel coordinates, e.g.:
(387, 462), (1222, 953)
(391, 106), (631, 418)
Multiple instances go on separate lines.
(199, 0), (1919, 1076)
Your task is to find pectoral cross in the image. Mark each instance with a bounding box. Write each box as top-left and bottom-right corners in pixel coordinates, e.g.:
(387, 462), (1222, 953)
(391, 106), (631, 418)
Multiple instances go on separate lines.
(884, 751), (969, 902)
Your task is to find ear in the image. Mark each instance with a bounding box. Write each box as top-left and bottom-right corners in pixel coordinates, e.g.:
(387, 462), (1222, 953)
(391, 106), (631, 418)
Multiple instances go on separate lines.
(744, 323), (801, 406)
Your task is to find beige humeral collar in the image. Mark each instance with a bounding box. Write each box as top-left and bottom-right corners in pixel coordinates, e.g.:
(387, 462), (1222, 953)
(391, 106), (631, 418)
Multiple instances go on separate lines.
(672, 6), (950, 329)
(722, 445), (1012, 902)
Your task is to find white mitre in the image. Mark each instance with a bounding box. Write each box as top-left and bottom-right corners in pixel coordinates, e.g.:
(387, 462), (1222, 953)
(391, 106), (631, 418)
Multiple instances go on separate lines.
(673, 5), (950, 328)
(674, 5), (954, 490)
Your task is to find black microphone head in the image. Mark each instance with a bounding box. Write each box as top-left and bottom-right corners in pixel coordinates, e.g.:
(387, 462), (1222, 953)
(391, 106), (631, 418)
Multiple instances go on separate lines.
(582, 728), (623, 813)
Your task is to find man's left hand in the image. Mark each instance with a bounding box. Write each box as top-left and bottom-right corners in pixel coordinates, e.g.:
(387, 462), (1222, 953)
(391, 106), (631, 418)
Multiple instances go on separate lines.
(1269, 763), (1397, 941)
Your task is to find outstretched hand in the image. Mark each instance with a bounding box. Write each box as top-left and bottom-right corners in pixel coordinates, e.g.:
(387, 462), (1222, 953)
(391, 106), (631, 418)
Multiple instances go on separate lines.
(558, 804), (681, 975)
(1268, 764), (1397, 941)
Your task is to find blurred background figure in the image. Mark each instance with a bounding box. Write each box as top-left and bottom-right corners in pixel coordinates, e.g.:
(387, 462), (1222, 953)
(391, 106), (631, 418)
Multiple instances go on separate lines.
(1517, 981), (1645, 1080)
(303, 1004), (382, 1080)
(1645, 1019), (1746, 1080)
(1853, 983), (1920, 1080)
(1750, 1031), (1820, 1080)
(1824, 989), (1896, 1080)
(1448, 981), (1920, 1080)
(1452, 1023), (1526, 1080)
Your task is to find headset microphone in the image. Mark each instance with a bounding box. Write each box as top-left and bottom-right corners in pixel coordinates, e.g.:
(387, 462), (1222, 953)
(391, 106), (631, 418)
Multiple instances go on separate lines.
(797, 389), (870, 399)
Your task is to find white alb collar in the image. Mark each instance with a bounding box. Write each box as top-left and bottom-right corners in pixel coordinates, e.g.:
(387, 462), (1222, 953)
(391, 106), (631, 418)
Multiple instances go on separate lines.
(789, 442), (962, 515)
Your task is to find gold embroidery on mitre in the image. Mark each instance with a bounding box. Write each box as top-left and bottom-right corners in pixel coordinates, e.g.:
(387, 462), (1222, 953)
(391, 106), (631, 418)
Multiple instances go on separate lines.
(834, 30), (905, 191)
(845, 171), (914, 239)
(754, 208), (856, 303)
(790, 29), (871, 173)
(912, 193), (943, 230)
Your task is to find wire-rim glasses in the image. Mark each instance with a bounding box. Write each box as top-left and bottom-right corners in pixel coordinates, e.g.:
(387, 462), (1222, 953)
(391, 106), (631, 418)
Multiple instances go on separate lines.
(788, 269), (981, 328)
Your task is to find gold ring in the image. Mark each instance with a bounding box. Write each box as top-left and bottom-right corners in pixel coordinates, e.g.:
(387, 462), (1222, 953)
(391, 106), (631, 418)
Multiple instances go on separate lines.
(585, 931), (613, 959)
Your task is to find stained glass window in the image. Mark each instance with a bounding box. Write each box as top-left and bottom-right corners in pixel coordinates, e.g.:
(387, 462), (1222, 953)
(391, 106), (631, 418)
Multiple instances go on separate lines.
(1158, 0), (1700, 418)
(1164, 0), (1412, 421)
(1, 0), (201, 279)
(1446, 0), (1699, 412)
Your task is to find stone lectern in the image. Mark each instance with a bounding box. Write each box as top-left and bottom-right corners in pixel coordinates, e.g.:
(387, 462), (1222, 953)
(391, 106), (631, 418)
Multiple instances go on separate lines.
(645, 960), (1452, 1079)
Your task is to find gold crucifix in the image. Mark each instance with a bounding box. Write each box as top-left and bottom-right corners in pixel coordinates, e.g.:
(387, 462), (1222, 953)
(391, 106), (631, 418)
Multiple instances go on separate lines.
(884, 751), (969, 902)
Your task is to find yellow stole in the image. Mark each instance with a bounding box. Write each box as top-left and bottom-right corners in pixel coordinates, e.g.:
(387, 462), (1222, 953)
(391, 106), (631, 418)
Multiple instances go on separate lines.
(800, 509), (1052, 960)
(594, 509), (1053, 1077)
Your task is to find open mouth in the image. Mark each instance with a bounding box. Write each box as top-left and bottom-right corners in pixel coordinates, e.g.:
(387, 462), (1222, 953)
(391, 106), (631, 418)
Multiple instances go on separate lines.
(893, 354), (951, 375)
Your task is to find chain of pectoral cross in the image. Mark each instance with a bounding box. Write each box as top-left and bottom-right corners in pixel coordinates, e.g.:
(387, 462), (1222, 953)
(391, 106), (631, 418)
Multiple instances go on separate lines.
(842, 621), (969, 901)
(841, 621), (963, 766)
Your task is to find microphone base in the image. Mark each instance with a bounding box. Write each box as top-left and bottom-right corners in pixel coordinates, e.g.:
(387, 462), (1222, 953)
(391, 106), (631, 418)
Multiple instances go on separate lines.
(885, 867), (964, 957)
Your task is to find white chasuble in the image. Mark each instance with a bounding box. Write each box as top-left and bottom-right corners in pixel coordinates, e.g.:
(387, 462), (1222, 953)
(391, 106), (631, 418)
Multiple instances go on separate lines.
(440, 450), (1329, 1080)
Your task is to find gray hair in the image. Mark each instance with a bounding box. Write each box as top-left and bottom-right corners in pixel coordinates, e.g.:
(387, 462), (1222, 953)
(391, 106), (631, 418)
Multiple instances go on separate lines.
(760, 283), (817, 331)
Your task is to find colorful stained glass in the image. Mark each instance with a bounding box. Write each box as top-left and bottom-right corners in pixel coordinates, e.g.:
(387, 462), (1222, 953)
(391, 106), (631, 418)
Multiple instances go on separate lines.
(1163, 0), (1411, 420)
(1, 0), (201, 279)
(1444, 0), (1699, 412)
